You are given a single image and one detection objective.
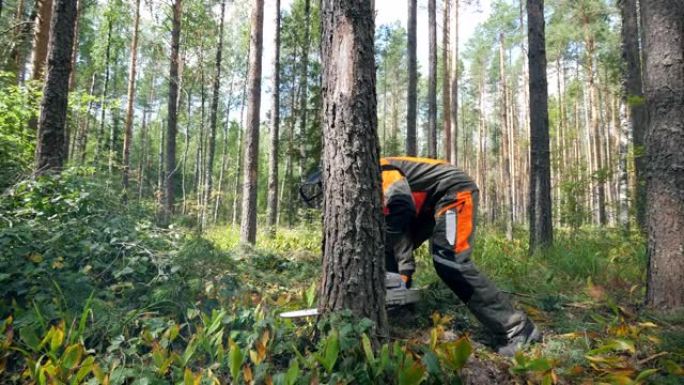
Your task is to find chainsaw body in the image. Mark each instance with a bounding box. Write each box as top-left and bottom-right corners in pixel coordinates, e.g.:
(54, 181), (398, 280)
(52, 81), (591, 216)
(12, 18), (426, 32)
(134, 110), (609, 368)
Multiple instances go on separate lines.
(279, 273), (423, 318)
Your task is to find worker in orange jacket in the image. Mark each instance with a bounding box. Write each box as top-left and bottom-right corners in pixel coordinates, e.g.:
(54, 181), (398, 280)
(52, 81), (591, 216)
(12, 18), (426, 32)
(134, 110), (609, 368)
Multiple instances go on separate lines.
(301, 156), (541, 355)
(380, 156), (540, 355)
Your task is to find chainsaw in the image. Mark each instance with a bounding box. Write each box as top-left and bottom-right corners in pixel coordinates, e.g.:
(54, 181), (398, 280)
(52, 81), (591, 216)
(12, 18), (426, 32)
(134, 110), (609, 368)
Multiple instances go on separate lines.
(279, 272), (423, 318)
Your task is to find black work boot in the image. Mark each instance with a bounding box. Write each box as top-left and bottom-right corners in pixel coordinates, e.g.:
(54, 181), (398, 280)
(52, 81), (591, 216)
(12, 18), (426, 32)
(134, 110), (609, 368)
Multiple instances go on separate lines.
(497, 321), (542, 357)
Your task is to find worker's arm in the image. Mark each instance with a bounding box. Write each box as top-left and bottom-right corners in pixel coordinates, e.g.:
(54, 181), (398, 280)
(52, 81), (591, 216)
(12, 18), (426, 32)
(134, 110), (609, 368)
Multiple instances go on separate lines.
(382, 169), (416, 278)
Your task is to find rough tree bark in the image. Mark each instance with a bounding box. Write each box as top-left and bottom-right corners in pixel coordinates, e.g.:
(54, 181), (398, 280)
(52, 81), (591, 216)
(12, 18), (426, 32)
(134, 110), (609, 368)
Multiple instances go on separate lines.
(642, 0), (684, 310)
(122, 0), (141, 198)
(240, 0), (264, 244)
(427, 0), (437, 157)
(204, 0), (226, 227)
(35, 0), (77, 175)
(527, 0), (553, 251)
(267, 0), (281, 235)
(319, 0), (388, 334)
(406, 0), (417, 156)
(164, 0), (182, 217)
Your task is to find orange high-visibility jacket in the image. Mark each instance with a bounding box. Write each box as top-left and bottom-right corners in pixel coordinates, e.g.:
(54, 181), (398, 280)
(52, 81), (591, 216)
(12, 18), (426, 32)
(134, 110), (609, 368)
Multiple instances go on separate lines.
(381, 157), (478, 274)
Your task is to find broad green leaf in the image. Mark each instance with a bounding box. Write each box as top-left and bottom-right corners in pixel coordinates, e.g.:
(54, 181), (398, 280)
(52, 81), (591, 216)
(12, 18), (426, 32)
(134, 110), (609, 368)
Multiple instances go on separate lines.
(421, 351), (441, 375)
(398, 355), (426, 385)
(450, 337), (472, 370)
(62, 344), (83, 370)
(229, 341), (244, 381)
(285, 359), (299, 385)
(633, 368), (659, 383)
(75, 356), (95, 383)
(361, 333), (374, 364)
(50, 326), (64, 353)
(319, 330), (339, 373)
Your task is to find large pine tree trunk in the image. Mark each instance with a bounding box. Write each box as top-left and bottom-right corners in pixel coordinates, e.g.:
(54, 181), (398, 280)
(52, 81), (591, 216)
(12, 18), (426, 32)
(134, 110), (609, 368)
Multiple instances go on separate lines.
(406, 0), (417, 156)
(319, 0), (387, 333)
(165, 0), (182, 217)
(642, 0), (684, 310)
(35, 0), (77, 175)
(427, 0), (437, 157)
(122, 0), (141, 198)
(204, 0), (226, 227)
(527, 0), (553, 251)
(240, 0), (264, 244)
(619, 0), (647, 230)
(267, 0), (281, 235)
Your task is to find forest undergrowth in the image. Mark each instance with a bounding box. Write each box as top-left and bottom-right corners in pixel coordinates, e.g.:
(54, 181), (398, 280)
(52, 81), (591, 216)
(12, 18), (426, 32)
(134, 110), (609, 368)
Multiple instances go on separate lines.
(1, 172), (682, 384)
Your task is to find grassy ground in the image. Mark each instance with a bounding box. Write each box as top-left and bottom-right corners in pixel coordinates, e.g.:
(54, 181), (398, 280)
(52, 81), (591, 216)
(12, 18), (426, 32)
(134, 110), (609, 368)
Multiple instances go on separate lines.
(206, 224), (684, 384)
(1, 174), (681, 384)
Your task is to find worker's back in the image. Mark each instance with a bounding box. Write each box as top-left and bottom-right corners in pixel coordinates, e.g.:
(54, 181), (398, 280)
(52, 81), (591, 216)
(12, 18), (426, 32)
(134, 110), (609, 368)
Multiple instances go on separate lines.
(381, 156), (477, 214)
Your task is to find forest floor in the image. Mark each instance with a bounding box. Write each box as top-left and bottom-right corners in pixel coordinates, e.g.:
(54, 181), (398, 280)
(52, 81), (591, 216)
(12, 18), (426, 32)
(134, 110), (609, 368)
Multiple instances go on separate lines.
(1, 172), (682, 384)
(208, 226), (684, 385)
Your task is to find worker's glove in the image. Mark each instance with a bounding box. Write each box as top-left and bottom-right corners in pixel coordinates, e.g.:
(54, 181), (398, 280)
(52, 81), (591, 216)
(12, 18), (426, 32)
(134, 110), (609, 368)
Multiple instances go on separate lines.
(400, 272), (413, 289)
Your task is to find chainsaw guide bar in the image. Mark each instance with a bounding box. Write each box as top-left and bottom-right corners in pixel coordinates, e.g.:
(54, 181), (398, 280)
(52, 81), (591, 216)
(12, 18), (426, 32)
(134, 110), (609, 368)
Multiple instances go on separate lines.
(279, 273), (423, 319)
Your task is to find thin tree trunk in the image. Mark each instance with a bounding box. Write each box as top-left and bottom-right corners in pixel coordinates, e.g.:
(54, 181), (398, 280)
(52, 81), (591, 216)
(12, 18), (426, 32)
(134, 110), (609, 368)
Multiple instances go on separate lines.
(406, 0), (417, 156)
(449, 0), (459, 164)
(232, 64), (249, 226)
(442, 0), (451, 161)
(267, 0), (281, 235)
(35, 0), (77, 175)
(95, 16), (112, 165)
(195, 68), (206, 223)
(67, 0), (79, 91)
(499, 33), (513, 240)
(8, 0), (31, 82)
(165, 0), (182, 218)
(203, 0), (226, 228)
(619, 0), (647, 230)
(64, 0), (80, 161)
(30, 0), (53, 81)
(157, 120), (165, 210)
(642, 0), (684, 310)
(427, 0), (437, 158)
(527, 0), (553, 251)
(213, 88), (233, 224)
(297, 0), (310, 181)
(182, 91), (192, 215)
(138, 107), (148, 200)
(582, 9), (606, 226)
(319, 0), (387, 334)
(122, 0), (141, 198)
(239, 0), (264, 244)
(77, 73), (95, 163)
